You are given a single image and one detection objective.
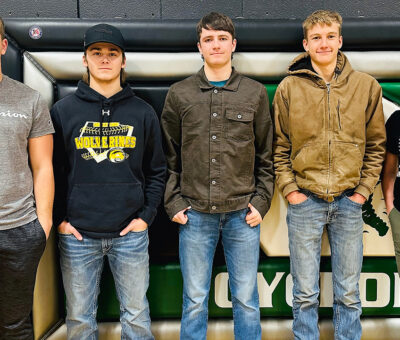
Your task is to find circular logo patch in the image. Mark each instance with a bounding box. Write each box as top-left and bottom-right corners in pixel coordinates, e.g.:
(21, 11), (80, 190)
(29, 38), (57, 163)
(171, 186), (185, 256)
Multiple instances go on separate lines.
(107, 148), (128, 163)
(29, 26), (43, 40)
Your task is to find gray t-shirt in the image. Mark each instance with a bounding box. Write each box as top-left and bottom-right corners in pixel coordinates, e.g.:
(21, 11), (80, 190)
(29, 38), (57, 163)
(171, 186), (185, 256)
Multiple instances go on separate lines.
(0, 75), (54, 230)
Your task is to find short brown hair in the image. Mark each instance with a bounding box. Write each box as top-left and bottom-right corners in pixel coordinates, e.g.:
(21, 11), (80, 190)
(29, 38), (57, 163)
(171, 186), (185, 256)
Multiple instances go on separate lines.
(303, 10), (343, 39)
(82, 50), (126, 85)
(196, 12), (235, 41)
(0, 17), (5, 40)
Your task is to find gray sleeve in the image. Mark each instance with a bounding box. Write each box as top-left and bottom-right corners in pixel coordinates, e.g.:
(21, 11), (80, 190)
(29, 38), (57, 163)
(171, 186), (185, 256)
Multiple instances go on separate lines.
(28, 93), (54, 138)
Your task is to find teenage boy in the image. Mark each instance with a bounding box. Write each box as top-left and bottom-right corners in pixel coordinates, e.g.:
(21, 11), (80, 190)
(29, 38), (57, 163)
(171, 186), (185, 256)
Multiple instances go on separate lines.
(0, 17), (54, 340)
(273, 10), (385, 340)
(161, 12), (274, 340)
(51, 24), (165, 339)
(382, 111), (400, 274)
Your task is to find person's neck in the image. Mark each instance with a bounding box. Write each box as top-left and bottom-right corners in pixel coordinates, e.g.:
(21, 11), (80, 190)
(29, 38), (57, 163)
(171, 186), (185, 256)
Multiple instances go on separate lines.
(89, 78), (122, 98)
(204, 62), (232, 82)
(0, 71), (3, 82)
(311, 60), (337, 83)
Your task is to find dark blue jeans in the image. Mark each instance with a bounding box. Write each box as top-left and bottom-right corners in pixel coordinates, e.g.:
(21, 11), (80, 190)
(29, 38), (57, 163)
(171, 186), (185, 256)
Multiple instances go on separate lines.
(0, 219), (46, 340)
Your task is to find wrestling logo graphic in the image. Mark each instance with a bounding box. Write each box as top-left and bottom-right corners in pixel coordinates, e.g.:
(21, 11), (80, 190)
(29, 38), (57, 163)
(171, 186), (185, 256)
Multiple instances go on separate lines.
(74, 121), (136, 163)
(28, 25), (43, 40)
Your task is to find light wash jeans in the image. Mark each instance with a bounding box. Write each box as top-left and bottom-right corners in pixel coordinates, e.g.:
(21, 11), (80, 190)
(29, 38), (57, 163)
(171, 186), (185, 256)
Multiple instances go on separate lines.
(59, 230), (154, 340)
(287, 191), (363, 340)
(179, 208), (261, 340)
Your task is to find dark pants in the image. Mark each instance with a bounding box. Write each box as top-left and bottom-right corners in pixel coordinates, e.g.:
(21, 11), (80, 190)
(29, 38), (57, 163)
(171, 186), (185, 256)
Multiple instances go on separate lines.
(389, 207), (400, 274)
(0, 219), (46, 340)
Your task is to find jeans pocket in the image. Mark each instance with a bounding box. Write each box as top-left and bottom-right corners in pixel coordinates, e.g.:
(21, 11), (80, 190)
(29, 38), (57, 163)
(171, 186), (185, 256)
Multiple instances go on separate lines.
(35, 219), (47, 242)
(182, 209), (195, 226)
(58, 232), (74, 236)
(130, 228), (148, 234)
(288, 192), (311, 207)
(343, 194), (363, 208)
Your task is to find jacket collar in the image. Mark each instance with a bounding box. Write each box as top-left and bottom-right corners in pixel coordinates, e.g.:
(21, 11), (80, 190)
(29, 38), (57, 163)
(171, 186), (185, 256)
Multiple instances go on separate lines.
(196, 66), (241, 91)
(287, 51), (352, 87)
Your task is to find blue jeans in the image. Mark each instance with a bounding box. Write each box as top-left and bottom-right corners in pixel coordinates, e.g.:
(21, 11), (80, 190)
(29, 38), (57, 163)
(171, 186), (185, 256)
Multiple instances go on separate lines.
(59, 230), (154, 340)
(179, 208), (261, 340)
(287, 192), (363, 340)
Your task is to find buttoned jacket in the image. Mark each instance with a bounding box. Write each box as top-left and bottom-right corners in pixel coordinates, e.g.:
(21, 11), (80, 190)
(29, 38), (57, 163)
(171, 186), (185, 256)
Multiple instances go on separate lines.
(161, 67), (274, 219)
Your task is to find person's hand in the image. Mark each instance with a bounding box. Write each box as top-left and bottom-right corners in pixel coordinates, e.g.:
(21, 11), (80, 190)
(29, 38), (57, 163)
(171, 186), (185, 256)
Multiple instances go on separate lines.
(348, 192), (366, 205)
(58, 220), (83, 240)
(246, 203), (262, 227)
(286, 191), (308, 205)
(120, 218), (148, 236)
(172, 207), (191, 225)
(38, 218), (52, 240)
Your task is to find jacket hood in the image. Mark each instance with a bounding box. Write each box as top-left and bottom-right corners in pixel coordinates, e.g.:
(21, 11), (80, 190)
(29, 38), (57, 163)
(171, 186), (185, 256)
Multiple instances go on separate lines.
(287, 51), (353, 86)
(75, 80), (134, 103)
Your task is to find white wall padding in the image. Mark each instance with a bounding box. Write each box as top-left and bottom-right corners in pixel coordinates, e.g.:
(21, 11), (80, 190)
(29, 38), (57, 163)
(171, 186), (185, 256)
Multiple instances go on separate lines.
(23, 52), (54, 108)
(27, 51), (400, 81)
(383, 97), (400, 123)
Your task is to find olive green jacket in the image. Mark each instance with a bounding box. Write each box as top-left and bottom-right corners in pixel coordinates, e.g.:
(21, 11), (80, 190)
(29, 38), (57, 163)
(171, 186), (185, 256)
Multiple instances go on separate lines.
(161, 67), (274, 219)
(273, 51), (386, 201)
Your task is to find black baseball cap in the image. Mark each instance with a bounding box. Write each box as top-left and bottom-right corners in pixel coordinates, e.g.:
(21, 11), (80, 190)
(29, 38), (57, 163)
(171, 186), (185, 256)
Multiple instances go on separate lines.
(84, 24), (125, 51)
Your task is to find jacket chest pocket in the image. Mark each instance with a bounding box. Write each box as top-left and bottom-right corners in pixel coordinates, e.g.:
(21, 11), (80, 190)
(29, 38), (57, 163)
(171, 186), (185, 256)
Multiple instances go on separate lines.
(225, 109), (254, 141)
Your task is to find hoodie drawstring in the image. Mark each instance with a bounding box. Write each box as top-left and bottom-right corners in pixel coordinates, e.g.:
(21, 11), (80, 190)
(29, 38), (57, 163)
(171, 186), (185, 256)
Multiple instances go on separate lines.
(101, 101), (111, 152)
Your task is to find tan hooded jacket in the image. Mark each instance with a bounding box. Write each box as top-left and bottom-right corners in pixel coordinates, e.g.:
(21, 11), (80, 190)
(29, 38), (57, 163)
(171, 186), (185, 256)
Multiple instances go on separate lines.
(273, 51), (386, 201)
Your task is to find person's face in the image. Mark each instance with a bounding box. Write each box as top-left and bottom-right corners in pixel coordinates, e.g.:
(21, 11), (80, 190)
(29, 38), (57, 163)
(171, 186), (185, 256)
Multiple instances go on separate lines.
(197, 28), (236, 68)
(83, 42), (125, 84)
(303, 23), (342, 69)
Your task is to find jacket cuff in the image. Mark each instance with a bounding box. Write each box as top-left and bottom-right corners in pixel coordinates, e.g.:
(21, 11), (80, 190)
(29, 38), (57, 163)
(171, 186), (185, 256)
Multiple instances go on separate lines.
(165, 197), (190, 220)
(282, 182), (300, 199)
(138, 206), (157, 226)
(354, 184), (372, 200)
(250, 195), (270, 219)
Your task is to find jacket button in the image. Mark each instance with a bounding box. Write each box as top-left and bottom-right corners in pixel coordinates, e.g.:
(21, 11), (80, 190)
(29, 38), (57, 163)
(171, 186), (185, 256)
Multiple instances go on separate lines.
(214, 89), (218, 94)
(212, 112), (218, 117)
(212, 180), (216, 185)
(212, 205), (217, 210)
(237, 114), (242, 119)
(211, 158), (216, 163)
(212, 135), (217, 140)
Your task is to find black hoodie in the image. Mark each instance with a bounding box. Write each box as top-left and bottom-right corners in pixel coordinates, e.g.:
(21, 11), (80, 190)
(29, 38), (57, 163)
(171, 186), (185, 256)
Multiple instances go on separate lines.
(51, 81), (166, 238)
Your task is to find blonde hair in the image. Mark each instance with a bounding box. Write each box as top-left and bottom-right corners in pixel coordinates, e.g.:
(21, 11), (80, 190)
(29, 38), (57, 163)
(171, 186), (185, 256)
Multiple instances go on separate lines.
(0, 17), (5, 40)
(303, 10), (342, 39)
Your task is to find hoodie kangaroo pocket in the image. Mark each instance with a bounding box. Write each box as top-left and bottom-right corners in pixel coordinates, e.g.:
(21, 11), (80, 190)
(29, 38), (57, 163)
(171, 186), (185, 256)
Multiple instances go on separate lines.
(67, 183), (144, 232)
